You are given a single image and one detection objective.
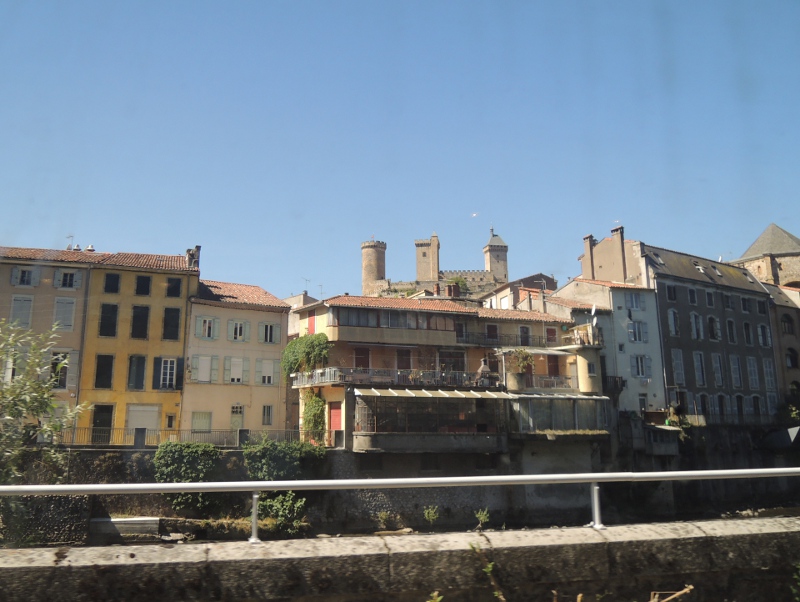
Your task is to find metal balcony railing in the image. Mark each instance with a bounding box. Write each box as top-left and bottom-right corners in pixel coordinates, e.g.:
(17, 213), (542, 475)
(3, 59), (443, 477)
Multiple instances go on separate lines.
(52, 428), (344, 448)
(292, 367), (501, 389)
(524, 374), (577, 390)
(456, 332), (560, 347)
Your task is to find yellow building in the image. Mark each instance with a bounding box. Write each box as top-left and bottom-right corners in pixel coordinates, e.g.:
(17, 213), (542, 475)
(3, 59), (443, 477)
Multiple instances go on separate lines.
(76, 247), (201, 443)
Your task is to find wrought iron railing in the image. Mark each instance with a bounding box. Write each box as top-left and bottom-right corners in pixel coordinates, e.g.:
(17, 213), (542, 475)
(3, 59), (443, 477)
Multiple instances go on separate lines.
(292, 367), (500, 389)
(53, 428), (344, 448)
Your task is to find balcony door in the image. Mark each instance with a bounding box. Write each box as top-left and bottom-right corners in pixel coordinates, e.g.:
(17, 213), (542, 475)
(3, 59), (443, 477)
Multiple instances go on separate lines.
(354, 348), (370, 369)
(547, 355), (560, 376)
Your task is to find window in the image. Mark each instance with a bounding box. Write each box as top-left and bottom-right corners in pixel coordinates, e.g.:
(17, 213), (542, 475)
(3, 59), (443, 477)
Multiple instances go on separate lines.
(730, 356), (742, 388)
(746, 357), (759, 390)
(671, 350), (685, 385)
(757, 324), (771, 347)
(262, 405), (273, 426)
(256, 358), (277, 385)
(707, 316), (720, 341)
(693, 352), (706, 386)
(195, 316), (219, 339)
(688, 288), (697, 305)
(764, 358), (776, 391)
(741, 297), (751, 313)
(166, 414), (176, 429)
(690, 313), (703, 340)
(743, 322), (753, 346)
(397, 349), (412, 370)
(631, 355), (651, 378)
(712, 353), (724, 387)
(625, 292), (644, 310)
(10, 296), (33, 328)
(723, 294), (733, 310)
(51, 353), (68, 389)
(99, 303), (118, 337)
(587, 362), (596, 376)
(135, 275), (151, 296)
(191, 355), (217, 383)
(127, 355), (146, 390)
(228, 320), (249, 342)
(706, 291), (715, 307)
(191, 412), (212, 432)
(546, 327), (557, 343)
(519, 326), (530, 346)
(782, 314), (795, 335)
(104, 273), (120, 293)
(628, 321), (648, 342)
(53, 297), (75, 331)
(95, 355), (114, 389)
(757, 299), (767, 315)
(162, 308), (181, 340)
(666, 285), (677, 302)
(259, 322), (280, 344)
(152, 357), (183, 390)
(224, 356), (249, 384)
(726, 319), (737, 343)
(11, 266), (41, 287)
(787, 348), (799, 369)
(486, 324), (499, 342)
(355, 348), (370, 369)
(166, 278), (182, 297)
(54, 270), (80, 289)
(131, 306), (150, 339)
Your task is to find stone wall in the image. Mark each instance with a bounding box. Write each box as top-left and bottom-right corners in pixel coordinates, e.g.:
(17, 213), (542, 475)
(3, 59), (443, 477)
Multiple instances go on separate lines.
(0, 495), (90, 546)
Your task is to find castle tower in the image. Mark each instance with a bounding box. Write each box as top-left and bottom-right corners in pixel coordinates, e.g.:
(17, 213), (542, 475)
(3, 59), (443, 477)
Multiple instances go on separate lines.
(415, 232), (440, 282)
(361, 240), (387, 295)
(483, 228), (508, 283)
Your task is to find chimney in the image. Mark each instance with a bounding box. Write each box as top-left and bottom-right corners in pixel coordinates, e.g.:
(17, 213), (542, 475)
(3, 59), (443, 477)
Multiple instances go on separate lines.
(611, 226), (627, 282)
(434, 282), (440, 296)
(582, 235), (596, 280)
(85, 244), (95, 252)
(451, 283), (460, 297)
(186, 245), (202, 269)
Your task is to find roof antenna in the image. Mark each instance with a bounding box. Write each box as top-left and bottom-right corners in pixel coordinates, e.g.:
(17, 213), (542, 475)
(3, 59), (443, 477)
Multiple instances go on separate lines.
(66, 234), (74, 250)
(318, 284), (324, 298)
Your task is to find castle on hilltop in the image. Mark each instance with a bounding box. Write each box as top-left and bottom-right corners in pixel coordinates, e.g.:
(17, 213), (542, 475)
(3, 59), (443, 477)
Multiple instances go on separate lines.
(361, 229), (509, 299)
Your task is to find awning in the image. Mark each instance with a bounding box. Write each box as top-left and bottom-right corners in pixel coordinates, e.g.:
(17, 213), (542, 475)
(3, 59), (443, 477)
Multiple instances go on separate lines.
(495, 347), (570, 356)
(355, 388), (516, 399)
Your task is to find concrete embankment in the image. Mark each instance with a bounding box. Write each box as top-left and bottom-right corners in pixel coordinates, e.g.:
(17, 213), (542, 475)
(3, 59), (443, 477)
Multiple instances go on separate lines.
(2, 517), (800, 601)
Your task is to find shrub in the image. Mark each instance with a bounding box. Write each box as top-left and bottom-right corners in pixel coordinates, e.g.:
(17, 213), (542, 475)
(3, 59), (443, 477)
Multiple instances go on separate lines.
(259, 491), (307, 536)
(242, 439), (325, 482)
(153, 442), (220, 515)
(281, 333), (333, 377)
(302, 391), (327, 444)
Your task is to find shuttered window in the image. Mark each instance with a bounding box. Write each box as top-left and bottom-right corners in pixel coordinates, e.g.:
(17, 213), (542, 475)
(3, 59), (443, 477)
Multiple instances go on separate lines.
(54, 297), (75, 331)
(10, 296), (33, 328)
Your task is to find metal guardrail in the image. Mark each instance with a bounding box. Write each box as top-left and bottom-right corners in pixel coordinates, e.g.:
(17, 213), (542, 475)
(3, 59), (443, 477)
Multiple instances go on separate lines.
(2, 468), (800, 544)
(51, 429), (327, 448)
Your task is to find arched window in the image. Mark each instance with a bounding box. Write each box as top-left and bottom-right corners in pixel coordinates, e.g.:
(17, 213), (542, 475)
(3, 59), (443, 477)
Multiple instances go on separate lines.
(787, 348), (799, 370)
(783, 314), (795, 335)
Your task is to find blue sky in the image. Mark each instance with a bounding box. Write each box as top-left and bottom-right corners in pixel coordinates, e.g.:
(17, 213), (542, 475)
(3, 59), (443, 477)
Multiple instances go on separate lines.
(2, 1), (799, 299)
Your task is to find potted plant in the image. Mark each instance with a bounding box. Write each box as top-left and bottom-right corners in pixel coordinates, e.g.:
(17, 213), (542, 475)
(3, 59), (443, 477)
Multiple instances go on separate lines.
(506, 349), (535, 392)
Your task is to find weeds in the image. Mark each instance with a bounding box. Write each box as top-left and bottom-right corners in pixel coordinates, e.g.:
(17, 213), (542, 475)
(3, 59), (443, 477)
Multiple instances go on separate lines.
(470, 543), (507, 601)
(475, 507), (490, 531)
(423, 505), (439, 530)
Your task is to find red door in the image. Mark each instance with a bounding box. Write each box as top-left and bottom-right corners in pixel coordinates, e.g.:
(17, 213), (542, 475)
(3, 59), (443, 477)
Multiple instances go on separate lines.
(547, 355), (560, 376)
(308, 311), (316, 334)
(329, 402), (342, 431)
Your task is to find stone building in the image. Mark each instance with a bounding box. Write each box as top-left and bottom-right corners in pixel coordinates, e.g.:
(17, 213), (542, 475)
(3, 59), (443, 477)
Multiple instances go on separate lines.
(732, 223), (800, 288)
(360, 229), (510, 299)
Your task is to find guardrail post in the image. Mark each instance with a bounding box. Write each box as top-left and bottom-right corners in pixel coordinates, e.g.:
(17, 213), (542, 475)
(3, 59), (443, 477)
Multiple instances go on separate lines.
(590, 482), (605, 530)
(248, 491), (261, 543)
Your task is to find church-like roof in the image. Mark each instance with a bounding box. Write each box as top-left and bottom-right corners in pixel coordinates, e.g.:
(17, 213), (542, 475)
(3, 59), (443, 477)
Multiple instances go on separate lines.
(485, 228), (507, 248)
(739, 224), (800, 259)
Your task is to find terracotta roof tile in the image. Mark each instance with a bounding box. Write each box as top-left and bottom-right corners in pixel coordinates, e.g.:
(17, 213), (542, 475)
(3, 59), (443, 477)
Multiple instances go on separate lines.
(0, 246), (196, 271)
(573, 278), (650, 290)
(196, 280), (289, 310)
(476, 307), (572, 323)
(324, 295), (475, 314)
(0, 247), (109, 264)
(99, 252), (195, 271)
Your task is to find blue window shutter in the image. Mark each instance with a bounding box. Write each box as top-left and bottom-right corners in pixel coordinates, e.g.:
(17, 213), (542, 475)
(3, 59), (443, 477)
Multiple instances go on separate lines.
(640, 295), (646, 311)
(627, 323), (635, 342)
(195, 317), (203, 338)
(74, 271), (82, 288)
(176, 358), (184, 390)
(645, 357), (652, 378)
(191, 355), (199, 381)
(153, 357), (162, 390)
(625, 293), (632, 308)
(210, 356), (219, 382)
(630, 355), (637, 376)
(274, 324), (281, 344)
(257, 322), (265, 343)
(643, 322), (649, 343)
(223, 356), (231, 383)
(10, 267), (19, 285)
(54, 269), (62, 288)
(244, 321), (251, 342)
(242, 358), (250, 383)
(227, 320), (234, 341)
(255, 359), (263, 384)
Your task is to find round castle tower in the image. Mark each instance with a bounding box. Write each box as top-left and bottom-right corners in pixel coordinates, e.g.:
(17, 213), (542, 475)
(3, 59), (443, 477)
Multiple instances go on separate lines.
(361, 240), (387, 295)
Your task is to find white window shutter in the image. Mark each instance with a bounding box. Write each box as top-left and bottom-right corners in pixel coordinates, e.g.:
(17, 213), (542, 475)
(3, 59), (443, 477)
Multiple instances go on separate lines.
(210, 356), (219, 382)
(255, 359), (263, 384)
(257, 322), (265, 343)
(640, 295), (646, 311)
(66, 352), (78, 388)
(624, 293), (632, 308)
(191, 355), (199, 382)
(242, 358), (250, 383)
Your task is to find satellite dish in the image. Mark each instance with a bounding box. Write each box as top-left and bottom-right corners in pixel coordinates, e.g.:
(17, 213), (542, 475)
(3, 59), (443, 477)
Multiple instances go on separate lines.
(592, 316), (598, 327)
(591, 304), (596, 316)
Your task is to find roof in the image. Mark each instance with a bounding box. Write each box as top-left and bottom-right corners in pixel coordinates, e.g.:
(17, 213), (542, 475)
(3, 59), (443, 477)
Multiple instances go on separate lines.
(0, 246), (198, 272)
(761, 282), (800, 309)
(572, 278), (650, 290)
(484, 228), (507, 248)
(194, 280), (289, 311)
(321, 295), (476, 314)
(545, 296), (609, 311)
(739, 224), (800, 259)
(476, 307), (572, 323)
(642, 245), (767, 294)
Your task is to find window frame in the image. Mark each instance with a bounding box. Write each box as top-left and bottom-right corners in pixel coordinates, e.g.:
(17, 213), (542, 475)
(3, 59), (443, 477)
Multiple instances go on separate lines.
(135, 275), (152, 296)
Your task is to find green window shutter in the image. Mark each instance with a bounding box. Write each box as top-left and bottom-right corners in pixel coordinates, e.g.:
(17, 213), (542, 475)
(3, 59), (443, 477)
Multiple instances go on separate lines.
(255, 359), (263, 385)
(73, 271), (82, 288)
(639, 295), (646, 311)
(242, 358), (250, 383)
(54, 269), (62, 288)
(153, 357), (162, 390)
(273, 360), (280, 386)
(195, 317), (203, 338)
(210, 356), (219, 382)
(273, 324), (281, 344)
(244, 321), (251, 342)
(10, 267), (19, 285)
(257, 322), (265, 343)
(191, 355), (199, 382)
(227, 320), (234, 341)
(212, 318), (220, 340)
(223, 357), (231, 383)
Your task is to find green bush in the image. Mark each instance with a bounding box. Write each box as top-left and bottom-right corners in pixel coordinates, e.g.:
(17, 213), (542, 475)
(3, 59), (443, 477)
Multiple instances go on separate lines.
(259, 491), (307, 536)
(154, 442), (220, 515)
(242, 438), (325, 482)
(281, 333), (333, 377)
(302, 392), (327, 443)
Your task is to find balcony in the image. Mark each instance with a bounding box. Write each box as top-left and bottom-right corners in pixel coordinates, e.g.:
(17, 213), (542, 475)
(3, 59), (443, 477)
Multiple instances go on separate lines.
(292, 367), (501, 389)
(512, 397), (610, 434)
(524, 374), (577, 391)
(456, 332), (560, 347)
(561, 324), (603, 347)
(602, 376), (627, 397)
